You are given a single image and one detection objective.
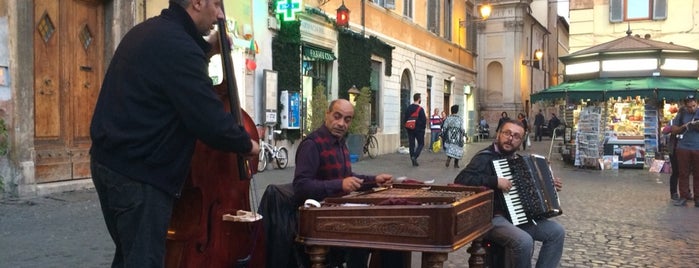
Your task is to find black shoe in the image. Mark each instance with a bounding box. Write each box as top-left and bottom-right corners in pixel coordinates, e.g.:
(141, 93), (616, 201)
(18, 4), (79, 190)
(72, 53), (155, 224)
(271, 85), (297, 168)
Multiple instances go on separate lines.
(445, 159), (450, 167)
(454, 164), (459, 168)
(411, 157), (418, 166)
(695, 200), (699, 207)
(673, 198), (687, 206)
(671, 193), (680, 201)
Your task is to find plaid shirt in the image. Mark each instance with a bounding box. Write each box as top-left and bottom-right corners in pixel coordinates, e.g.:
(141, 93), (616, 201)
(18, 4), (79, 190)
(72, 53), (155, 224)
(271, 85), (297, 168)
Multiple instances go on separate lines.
(293, 125), (374, 201)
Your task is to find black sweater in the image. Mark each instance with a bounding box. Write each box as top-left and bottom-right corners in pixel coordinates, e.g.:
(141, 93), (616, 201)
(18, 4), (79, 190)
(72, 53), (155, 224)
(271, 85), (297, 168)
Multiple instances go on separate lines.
(90, 4), (252, 196)
(454, 144), (511, 217)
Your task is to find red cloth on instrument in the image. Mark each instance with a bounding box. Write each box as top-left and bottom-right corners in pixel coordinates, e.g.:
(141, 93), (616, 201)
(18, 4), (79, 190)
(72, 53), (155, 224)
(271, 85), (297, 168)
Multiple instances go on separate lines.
(400, 179), (424, 184)
(376, 198), (421, 206)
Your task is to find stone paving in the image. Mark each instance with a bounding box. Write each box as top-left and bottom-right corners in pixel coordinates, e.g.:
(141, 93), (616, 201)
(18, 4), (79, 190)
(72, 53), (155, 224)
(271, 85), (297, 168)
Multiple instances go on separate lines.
(1, 138), (698, 267)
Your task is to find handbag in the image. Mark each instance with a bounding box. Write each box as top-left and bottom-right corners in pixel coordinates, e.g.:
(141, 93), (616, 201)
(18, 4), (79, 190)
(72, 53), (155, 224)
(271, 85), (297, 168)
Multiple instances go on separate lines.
(404, 107), (421, 130)
(661, 160), (672, 174)
(432, 138), (442, 152)
(526, 133), (531, 147)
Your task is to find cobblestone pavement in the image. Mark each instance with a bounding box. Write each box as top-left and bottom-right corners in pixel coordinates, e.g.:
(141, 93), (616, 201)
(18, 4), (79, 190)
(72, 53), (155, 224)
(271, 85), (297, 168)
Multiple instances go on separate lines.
(1, 138), (698, 267)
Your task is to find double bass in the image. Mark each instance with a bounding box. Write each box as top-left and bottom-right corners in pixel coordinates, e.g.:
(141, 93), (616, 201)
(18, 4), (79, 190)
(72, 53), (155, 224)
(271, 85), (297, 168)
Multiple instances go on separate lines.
(164, 3), (265, 267)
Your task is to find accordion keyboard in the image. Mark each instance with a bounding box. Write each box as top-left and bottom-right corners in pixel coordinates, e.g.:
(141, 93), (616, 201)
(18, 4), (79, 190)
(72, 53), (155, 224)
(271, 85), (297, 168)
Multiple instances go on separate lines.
(493, 158), (528, 226)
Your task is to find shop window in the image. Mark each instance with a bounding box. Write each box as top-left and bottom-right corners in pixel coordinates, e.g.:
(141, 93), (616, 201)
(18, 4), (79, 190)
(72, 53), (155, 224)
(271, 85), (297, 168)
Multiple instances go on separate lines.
(610, 0), (667, 22)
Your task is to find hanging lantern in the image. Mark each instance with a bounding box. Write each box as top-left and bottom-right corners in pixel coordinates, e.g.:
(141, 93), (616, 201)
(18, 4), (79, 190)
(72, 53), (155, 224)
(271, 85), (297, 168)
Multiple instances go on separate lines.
(245, 59), (257, 71)
(336, 1), (350, 28)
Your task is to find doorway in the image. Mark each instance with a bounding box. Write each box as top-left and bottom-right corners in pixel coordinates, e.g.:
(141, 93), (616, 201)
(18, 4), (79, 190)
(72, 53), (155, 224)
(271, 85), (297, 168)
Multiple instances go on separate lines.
(400, 69), (412, 146)
(33, 0), (105, 183)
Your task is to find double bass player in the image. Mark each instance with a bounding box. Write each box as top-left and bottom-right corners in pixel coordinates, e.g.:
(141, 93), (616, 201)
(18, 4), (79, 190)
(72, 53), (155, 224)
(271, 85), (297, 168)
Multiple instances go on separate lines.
(90, 1), (259, 267)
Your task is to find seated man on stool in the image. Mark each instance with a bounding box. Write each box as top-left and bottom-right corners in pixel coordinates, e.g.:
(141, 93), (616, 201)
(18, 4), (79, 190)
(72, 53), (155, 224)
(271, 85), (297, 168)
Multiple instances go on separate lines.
(293, 99), (395, 268)
(453, 119), (565, 268)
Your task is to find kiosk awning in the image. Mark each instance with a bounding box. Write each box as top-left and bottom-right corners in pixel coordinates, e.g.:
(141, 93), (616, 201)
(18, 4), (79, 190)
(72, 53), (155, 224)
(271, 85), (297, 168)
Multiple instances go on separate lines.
(531, 77), (699, 102)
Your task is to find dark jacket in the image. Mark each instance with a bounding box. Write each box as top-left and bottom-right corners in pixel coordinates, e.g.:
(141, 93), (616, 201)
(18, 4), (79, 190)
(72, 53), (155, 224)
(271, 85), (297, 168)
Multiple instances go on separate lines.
(534, 113), (545, 126)
(404, 104), (427, 131)
(90, 3), (252, 196)
(454, 144), (511, 217)
(548, 116), (561, 130)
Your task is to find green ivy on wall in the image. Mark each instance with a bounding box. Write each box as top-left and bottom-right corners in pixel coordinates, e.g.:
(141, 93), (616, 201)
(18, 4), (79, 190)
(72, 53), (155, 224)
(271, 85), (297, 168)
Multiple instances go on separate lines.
(337, 30), (394, 99)
(272, 20), (302, 143)
(338, 29), (371, 100)
(369, 36), (394, 76)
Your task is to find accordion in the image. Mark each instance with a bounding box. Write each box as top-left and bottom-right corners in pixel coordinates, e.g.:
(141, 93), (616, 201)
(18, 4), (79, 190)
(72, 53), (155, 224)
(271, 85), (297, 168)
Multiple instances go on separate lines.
(492, 154), (562, 225)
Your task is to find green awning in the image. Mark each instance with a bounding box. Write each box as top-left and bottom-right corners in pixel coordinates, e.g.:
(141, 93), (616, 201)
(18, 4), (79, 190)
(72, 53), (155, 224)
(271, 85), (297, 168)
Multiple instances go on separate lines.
(531, 77), (699, 102)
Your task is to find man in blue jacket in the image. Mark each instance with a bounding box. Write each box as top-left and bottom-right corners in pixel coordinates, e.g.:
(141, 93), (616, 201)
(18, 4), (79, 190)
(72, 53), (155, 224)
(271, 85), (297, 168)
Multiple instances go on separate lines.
(89, 1), (259, 266)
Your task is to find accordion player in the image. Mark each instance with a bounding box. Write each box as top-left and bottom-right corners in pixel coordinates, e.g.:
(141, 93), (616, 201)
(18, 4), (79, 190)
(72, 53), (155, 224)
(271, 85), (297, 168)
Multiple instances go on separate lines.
(492, 153), (563, 226)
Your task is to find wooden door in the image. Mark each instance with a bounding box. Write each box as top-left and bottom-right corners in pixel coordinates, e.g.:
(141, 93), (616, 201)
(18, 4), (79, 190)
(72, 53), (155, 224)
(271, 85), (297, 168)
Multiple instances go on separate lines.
(34, 0), (104, 183)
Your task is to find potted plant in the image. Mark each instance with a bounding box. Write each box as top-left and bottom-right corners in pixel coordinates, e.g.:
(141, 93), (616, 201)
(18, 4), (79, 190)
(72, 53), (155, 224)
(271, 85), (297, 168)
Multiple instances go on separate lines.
(346, 86), (372, 158)
(307, 84), (328, 135)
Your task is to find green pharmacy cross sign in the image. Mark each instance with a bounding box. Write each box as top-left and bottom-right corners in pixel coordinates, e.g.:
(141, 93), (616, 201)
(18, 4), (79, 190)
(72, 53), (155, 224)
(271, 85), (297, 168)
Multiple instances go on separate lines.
(276, 0), (303, 21)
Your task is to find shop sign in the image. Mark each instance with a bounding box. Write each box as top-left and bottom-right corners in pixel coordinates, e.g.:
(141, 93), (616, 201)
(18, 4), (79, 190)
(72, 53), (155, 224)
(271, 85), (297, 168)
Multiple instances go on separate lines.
(276, 0), (303, 21)
(303, 46), (336, 61)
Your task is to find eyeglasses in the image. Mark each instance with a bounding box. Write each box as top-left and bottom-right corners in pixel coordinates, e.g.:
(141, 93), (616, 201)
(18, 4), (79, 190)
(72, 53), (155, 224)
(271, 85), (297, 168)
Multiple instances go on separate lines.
(500, 130), (523, 141)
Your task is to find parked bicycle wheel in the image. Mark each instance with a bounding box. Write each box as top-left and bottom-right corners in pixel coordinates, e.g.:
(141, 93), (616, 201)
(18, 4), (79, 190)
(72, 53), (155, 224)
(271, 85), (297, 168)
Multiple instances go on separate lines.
(275, 147), (289, 169)
(257, 148), (268, 172)
(366, 135), (379, 159)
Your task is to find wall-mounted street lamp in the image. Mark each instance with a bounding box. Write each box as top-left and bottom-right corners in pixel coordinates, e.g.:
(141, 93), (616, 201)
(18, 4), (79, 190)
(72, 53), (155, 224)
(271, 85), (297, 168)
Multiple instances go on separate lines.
(458, 3), (493, 27)
(348, 84), (361, 103)
(336, 1), (350, 28)
(522, 49), (544, 66)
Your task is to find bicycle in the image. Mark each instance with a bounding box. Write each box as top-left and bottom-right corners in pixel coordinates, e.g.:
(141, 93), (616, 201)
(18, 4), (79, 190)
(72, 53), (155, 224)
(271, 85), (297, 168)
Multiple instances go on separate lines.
(363, 125), (379, 159)
(257, 128), (289, 172)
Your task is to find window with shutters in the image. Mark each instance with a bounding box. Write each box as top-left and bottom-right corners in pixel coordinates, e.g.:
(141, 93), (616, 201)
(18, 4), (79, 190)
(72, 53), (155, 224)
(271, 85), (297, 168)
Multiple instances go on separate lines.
(610, 0), (666, 22)
(444, 0), (452, 40)
(403, 0), (413, 18)
(371, 0), (395, 9)
(427, 0), (440, 34)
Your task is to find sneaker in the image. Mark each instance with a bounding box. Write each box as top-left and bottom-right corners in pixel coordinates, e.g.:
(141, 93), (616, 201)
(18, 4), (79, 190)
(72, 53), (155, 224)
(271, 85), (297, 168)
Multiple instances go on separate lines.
(673, 198), (687, 206)
(671, 193), (680, 201)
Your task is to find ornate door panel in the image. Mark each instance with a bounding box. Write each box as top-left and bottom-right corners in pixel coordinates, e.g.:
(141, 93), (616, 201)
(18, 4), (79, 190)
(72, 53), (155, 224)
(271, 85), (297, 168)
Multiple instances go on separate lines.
(34, 0), (104, 183)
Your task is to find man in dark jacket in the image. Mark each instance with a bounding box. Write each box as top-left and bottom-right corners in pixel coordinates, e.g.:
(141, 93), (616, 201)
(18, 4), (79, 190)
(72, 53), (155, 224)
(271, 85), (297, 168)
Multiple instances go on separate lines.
(403, 93), (427, 166)
(454, 119), (565, 268)
(548, 113), (561, 138)
(534, 109), (545, 141)
(89, 1), (259, 266)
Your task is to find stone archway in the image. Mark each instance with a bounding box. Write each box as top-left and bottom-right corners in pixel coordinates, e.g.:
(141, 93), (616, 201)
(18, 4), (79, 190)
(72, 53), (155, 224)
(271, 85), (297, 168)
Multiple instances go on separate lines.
(400, 69), (412, 146)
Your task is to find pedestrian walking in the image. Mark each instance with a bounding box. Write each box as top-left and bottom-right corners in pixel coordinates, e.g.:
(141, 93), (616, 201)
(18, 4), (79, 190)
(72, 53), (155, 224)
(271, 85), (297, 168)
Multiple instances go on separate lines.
(430, 108), (443, 152)
(403, 93), (427, 166)
(517, 113), (530, 150)
(442, 105), (465, 168)
(534, 109), (545, 141)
